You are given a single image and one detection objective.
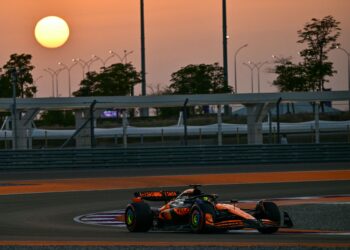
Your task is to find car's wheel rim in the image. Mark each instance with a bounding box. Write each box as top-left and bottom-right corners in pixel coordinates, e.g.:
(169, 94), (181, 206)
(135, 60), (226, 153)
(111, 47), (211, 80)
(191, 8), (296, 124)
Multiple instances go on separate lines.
(126, 208), (135, 226)
(192, 210), (200, 228)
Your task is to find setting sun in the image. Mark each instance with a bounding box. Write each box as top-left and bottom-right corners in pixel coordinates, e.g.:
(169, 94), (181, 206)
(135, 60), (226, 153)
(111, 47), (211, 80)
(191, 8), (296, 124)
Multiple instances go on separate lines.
(34, 16), (70, 49)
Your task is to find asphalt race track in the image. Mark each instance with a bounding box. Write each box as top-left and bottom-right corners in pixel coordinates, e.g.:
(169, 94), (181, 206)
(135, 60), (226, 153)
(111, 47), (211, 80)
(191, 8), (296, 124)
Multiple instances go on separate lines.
(1, 162), (350, 248)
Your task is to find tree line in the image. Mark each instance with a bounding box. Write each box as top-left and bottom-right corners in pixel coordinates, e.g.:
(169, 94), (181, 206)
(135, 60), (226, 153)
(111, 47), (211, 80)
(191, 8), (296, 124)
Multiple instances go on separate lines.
(272, 15), (341, 92)
(0, 16), (342, 122)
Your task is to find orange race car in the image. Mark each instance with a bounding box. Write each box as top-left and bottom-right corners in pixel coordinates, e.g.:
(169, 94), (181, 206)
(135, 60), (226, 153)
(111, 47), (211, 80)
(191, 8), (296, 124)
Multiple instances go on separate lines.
(124, 185), (293, 233)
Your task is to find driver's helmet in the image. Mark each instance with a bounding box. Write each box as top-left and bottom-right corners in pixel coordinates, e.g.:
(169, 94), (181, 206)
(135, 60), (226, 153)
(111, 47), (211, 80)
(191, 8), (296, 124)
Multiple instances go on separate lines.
(182, 188), (202, 197)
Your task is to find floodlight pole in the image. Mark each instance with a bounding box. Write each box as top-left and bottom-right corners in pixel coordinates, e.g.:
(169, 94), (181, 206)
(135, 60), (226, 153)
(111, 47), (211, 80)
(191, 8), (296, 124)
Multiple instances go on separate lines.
(44, 69), (55, 97)
(243, 62), (255, 93)
(336, 46), (350, 112)
(140, 0), (148, 116)
(11, 69), (17, 149)
(249, 61), (269, 93)
(58, 62), (78, 97)
(222, 0), (229, 115)
(234, 44), (248, 93)
(222, 0), (228, 91)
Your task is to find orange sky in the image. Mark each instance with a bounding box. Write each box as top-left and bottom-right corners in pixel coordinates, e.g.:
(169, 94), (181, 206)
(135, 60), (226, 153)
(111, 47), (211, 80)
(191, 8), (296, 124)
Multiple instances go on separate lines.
(0, 0), (349, 100)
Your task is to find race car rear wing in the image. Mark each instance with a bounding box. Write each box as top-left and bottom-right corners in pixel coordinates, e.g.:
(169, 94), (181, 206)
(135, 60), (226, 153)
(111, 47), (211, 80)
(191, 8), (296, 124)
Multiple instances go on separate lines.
(134, 191), (179, 202)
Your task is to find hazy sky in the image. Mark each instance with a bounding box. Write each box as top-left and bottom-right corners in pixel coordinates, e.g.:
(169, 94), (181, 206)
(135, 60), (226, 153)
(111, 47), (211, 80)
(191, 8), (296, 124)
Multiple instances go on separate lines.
(0, 0), (349, 98)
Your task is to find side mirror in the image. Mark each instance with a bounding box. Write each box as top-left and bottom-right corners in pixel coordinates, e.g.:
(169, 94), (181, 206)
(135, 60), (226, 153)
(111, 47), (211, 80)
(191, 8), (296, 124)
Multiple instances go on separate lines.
(230, 199), (238, 205)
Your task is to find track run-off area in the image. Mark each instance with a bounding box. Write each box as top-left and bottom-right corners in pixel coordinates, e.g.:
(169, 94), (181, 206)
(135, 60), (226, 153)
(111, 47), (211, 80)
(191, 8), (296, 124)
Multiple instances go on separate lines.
(0, 162), (350, 248)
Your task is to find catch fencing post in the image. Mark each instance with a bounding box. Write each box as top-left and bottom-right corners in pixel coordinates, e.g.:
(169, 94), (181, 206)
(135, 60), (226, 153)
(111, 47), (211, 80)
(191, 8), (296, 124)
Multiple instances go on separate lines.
(314, 102), (320, 144)
(217, 105), (222, 146)
(90, 100), (97, 148)
(114, 134), (118, 145)
(276, 98), (282, 144)
(4, 131), (7, 149)
(45, 131), (48, 148)
(122, 109), (128, 148)
(183, 99), (189, 146)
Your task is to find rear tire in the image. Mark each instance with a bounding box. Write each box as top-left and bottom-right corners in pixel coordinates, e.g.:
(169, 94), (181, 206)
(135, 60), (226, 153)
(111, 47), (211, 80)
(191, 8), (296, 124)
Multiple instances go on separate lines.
(125, 202), (153, 232)
(255, 201), (280, 234)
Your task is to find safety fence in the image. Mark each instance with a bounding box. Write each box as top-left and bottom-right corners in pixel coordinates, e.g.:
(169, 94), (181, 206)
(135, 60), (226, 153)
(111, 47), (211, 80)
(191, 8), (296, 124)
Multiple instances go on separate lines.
(0, 143), (349, 170)
(0, 121), (350, 149)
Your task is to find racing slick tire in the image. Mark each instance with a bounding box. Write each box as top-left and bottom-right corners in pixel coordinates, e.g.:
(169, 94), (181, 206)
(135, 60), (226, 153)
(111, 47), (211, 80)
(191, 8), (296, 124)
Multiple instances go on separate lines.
(125, 202), (153, 232)
(189, 202), (215, 233)
(255, 201), (281, 234)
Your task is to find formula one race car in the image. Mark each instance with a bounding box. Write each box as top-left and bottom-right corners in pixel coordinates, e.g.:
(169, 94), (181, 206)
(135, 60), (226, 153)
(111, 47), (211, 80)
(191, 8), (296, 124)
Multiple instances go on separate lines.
(124, 185), (293, 234)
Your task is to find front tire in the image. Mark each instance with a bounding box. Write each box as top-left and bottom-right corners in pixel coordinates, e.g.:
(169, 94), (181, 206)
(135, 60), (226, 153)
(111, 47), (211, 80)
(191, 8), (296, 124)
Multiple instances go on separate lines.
(255, 201), (280, 234)
(125, 202), (153, 232)
(189, 202), (215, 233)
